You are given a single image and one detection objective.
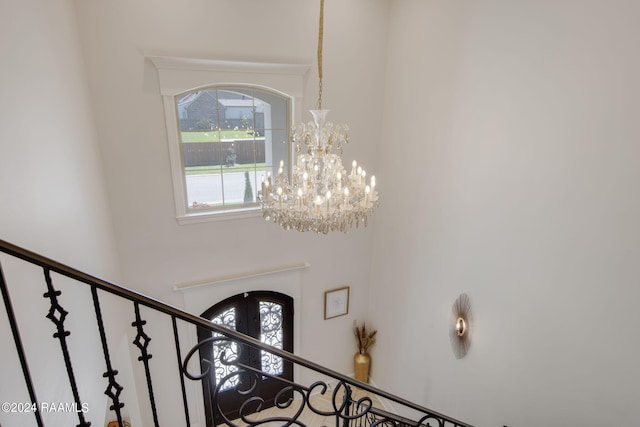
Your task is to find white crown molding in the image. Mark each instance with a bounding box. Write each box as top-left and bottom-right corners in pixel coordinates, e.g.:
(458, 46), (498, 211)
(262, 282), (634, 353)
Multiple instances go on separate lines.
(147, 55), (310, 76)
(173, 262), (311, 291)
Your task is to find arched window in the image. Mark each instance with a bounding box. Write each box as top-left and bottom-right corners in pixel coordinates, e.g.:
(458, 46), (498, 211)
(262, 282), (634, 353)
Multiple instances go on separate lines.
(150, 56), (308, 224)
(198, 291), (294, 425)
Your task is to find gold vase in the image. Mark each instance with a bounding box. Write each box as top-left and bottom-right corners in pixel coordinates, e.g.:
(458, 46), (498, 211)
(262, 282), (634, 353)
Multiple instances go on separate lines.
(354, 352), (371, 383)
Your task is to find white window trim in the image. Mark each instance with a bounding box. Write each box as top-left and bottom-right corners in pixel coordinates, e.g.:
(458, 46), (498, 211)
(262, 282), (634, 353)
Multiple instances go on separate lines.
(148, 55), (309, 225)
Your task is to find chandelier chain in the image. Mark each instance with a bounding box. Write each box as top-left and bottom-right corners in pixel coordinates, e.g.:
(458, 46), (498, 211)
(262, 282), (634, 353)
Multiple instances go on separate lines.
(317, 0), (324, 110)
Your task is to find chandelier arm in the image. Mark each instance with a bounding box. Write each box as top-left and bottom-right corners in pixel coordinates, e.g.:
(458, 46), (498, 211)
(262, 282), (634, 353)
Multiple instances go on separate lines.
(317, 0), (324, 110)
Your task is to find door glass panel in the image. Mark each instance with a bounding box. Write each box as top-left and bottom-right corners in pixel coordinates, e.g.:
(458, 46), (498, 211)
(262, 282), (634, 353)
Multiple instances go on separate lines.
(210, 307), (239, 390)
(259, 301), (284, 375)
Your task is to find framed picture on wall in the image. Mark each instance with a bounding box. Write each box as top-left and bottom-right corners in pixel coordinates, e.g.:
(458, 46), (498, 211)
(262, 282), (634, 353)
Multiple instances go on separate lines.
(324, 286), (350, 319)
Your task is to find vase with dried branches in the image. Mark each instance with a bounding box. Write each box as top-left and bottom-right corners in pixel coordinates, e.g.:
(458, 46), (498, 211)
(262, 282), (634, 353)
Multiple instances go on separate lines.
(353, 322), (376, 383)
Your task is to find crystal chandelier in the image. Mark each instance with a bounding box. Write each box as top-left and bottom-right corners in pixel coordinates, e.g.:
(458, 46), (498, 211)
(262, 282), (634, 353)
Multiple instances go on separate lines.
(259, 0), (378, 234)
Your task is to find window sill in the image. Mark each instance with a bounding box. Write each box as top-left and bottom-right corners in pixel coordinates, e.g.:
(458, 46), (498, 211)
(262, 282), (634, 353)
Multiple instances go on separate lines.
(177, 206), (263, 225)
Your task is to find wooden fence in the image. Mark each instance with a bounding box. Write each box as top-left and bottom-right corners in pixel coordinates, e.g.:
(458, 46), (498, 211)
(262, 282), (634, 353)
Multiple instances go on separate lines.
(182, 139), (266, 167)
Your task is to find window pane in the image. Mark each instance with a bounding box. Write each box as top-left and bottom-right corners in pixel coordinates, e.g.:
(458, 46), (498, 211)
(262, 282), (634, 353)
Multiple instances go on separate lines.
(185, 166), (223, 209)
(261, 94), (288, 130)
(217, 89), (256, 130)
(177, 89), (219, 131)
(221, 167), (262, 205)
(210, 307), (239, 390)
(259, 301), (284, 376)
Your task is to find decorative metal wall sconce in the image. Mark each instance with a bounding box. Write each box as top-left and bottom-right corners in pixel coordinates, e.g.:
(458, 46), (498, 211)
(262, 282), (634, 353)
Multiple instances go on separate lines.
(449, 293), (472, 359)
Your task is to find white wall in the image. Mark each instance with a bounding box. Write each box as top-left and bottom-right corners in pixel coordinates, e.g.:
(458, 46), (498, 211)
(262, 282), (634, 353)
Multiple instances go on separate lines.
(369, 1), (640, 426)
(74, 0), (389, 426)
(0, 0), (122, 426)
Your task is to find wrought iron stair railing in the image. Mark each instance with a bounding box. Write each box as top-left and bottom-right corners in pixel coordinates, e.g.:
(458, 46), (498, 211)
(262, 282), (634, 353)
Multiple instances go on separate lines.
(0, 239), (473, 427)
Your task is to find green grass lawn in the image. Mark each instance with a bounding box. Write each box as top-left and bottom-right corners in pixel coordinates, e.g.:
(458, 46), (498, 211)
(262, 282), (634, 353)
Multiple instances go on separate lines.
(182, 130), (264, 143)
(185, 163), (268, 175)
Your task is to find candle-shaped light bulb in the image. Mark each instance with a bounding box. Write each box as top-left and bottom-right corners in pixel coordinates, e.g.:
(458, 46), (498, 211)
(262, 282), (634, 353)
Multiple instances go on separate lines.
(357, 166), (362, 175)
(362, 170), (366, 178)
(277, 187), (282, 196)
(336, 172), (342, 181)
(343, 187), (349, 210)
(303, 172), (308, 181)
(352, 160), (357, 169)
(279, 160), (284, 168)
(365, 185), (370, 195)
(371, 175), (376, 188)
(297, 188), (303, 197)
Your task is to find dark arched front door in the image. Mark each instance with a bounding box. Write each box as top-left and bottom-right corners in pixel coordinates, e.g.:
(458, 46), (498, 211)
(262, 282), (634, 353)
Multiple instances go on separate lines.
(198, 291), (294, 426)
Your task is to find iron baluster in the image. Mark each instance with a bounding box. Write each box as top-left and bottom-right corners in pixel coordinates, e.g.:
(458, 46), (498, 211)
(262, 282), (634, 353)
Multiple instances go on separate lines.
(172, 316), (191, 427)
(342, 397), (352, 427)
(0, 262), (44, 427)
(42, 267), (91, 427)
(131, 301), (159, 427)
(91, 286), (125, 425)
